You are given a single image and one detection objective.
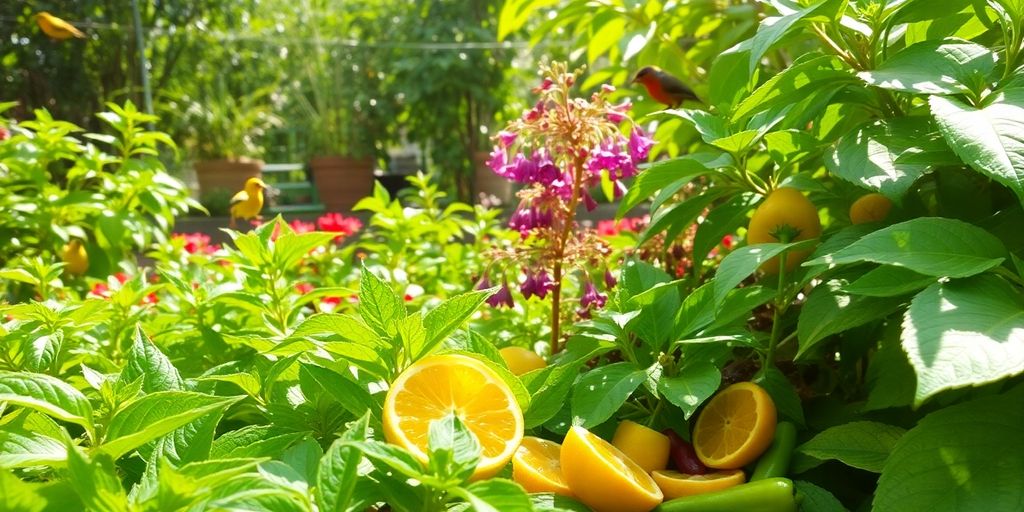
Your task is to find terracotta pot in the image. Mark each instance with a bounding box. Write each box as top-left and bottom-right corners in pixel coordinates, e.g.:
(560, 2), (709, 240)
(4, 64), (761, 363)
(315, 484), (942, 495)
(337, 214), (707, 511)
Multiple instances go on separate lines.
(194, 158), (263, 198)
(473, 151), (515, 205)
(310, 155), (375, 212)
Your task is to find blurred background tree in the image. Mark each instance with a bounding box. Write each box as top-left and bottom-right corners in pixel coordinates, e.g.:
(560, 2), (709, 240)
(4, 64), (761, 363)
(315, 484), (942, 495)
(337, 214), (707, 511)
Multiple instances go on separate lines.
(0, 0), (541, 201)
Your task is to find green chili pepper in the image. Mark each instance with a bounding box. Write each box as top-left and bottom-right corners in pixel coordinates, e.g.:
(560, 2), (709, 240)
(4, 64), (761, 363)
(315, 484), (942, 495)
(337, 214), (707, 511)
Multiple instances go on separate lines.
(654, 477), (799, 512)
(751, 421), (797, 481)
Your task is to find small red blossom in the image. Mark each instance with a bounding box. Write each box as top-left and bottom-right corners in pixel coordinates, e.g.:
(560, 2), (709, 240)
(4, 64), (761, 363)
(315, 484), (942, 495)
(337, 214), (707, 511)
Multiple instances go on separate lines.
(320, 296), (342, 313)
(295, 282), (314, 295)
(142, 293), (159, 305)
(721, 234), (735, 250)
(89, 282), (112, 299)
(290, 219), (316, 234)
(174, 232), (218, 255)
(0, 126), (9, 141)
(317, 213), (362, 241)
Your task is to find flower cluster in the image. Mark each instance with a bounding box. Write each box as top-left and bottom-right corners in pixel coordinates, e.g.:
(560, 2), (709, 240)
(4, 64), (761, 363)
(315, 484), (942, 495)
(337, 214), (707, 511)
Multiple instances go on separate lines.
(480, 62), (654, 351)
(174, 232), (219, 255)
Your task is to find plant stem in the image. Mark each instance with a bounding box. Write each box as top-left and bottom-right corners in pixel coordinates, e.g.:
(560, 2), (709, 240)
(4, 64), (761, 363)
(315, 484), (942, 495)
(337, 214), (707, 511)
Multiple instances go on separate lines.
(766, 252), (788, 368)
(550, 154), (587, 355)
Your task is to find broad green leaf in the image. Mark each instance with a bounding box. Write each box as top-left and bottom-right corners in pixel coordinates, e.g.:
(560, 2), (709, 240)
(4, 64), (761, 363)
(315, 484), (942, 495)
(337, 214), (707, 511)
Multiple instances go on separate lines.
(358, 266), (406, 337)
(874, 388), (1024, 512)
(195, 373), (261, 397)
(733, 54), (854, 122)
(843, 266), (936, 297)
(797, 421), (906, 472)
(100, 392), (242, 459)
(640, 189), (727, 246)
(691, 192), (759, 272)
(617, 152), (732, 216)
(428, 414), (481, 483)
(282, 437), (324, 485)
(273, 232), (335, 270)
(299, 363), (380, 421)
(529, 492), (593, 511)
(0, 414), (68, 468)
(66, 446), (129, 512)
(859, 38), (996, 95)
(713, 240), (818, 304)
(421, 289), (496, 358)
(211, 426), (308, 459)
(865, 335), (918, 411)
(397, 315), (427, 363)
(340, 440), (427, 480)
(795, 481), (848, 512)
(796, 278), (905, 359)
(804, 217), (1005, 278)
(656, 363), (720, 419)
(661, 109), (730, 144)
(525, 359), (587, 429)
(826, 117), (949, 200)
(291, 313), (385, 348)
(571, 362), (646, 427)
(749, 0), (846, 73)
(754, 366), (805, 426)
(455, 478), (533, 512)
(316, 414), (375, 512)
(140, 411), (223, 466)
(902, 275), (1024, 404)
(199, 473), (310, 511)
(118, 326), (183, 393)
(0, 371), (93, 439)
(931, 89), (1024, 204)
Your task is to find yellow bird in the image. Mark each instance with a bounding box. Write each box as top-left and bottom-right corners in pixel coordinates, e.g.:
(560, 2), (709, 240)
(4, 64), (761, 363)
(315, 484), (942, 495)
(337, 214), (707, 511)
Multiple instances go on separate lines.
(36, 12), (86, 40)
(61, 239), (89, 275)
(229, 177), (269, 228)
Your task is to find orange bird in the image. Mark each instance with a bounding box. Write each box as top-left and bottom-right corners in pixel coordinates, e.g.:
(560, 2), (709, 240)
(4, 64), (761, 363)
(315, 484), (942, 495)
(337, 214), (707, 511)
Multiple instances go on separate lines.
(35, 12), (85, 40)
(632, 66), (699, 108)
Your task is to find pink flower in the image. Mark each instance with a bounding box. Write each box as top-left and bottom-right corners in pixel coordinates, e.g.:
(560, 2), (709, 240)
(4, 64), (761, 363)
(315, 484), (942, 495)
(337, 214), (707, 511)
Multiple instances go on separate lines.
(486, 278), (515, 309)
(580, 280), (607, 310)
(628, 127), (655, 163)
(290, 219), (316, 234)
(320, 296), (342, 313)
(597, 220), (618, 237)
(174, 232), (218, 255)
(520, 270), (554, 300)
(295, 282), (314, 295)
(498, 130), (518, 147)
(0, 126), (8, 141)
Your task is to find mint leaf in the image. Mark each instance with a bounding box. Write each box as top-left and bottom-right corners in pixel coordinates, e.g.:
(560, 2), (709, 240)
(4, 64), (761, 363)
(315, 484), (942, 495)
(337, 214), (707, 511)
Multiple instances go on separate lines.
(299, 363), (381, 421)
(805, 217), (1005, 278)
(428, 414), (481, 483)
(0, 415), (68, 468)
(0, 371), (94, 439)
(316, 414), (376, 512)
(843, 266), (936, 297)
(902, 275), (1024, 404)
(795, 480), (848, 512)
(421, 289), (496, 358)
(454, 478), (532, 512)
(797, 421), (906, 472)
(210, 426), (308, 459)
(874, 388), (1024, 512)
(571, 362), (646, 427)
(656, 362), (720, 420)
(358, 266), (406, 337)
(713, 239), (818, 303)
(118, 326), (183, 393)
(100, 392), (241, 459)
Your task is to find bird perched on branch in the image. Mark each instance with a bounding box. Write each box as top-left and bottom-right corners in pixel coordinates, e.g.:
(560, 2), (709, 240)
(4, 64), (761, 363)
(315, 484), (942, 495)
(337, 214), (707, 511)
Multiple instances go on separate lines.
(632, 66), (700, 108)
(229, 177), (269, 228)
(36, 12), (85, 40)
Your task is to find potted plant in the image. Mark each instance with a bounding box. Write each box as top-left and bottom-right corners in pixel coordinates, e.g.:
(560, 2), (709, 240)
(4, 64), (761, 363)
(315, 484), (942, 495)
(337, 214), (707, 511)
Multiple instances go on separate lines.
(293, 9), (393, 212)
(168, 81), (281, 211)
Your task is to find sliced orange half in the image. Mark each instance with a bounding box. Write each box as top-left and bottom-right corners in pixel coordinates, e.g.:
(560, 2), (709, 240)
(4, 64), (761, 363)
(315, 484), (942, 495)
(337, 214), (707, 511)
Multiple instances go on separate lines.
(382, 353), (524, 480)
(513, 436), (574, 496)
(560, 426), (663, 512)
(651, 469), (746, 499)
(692, 381), (777, 469)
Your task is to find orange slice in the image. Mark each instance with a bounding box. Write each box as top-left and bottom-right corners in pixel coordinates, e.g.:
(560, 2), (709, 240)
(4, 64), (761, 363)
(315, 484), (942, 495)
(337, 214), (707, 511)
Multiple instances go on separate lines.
(692, 382), (777, 469)
(611, 420), (670, 473)
(512, 436), (574, 496)
(560, 426), (664, 512)
(651, 469), (746, 499)
(383, 353), (524, 480)
(499, 346), (547, 376)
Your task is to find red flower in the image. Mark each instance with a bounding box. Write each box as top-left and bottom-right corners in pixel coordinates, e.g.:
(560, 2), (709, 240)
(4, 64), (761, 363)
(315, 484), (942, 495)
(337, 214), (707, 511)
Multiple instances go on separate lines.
(597, 220), (618, 237)
(89, 282), (112, 299)
(0, 126), (9, 141)
(320, 296), (342, 313)
(721, 234), (735, 250)
(174, 232), (217, 255)
(113, 272), (129, 285)
(142, 293), (159, 305)
(290, 219), (316, 234)
(317, 213), (363, 241)
(295, 282), (314, 295)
